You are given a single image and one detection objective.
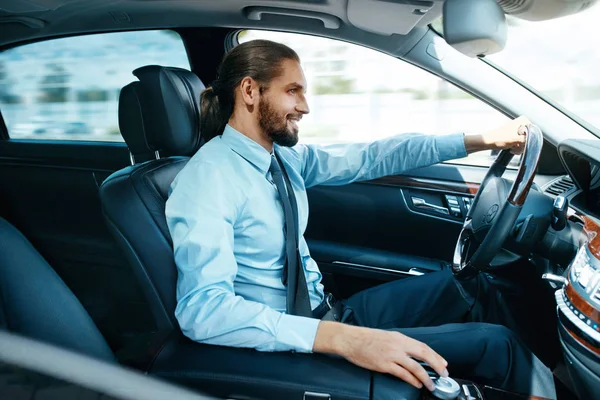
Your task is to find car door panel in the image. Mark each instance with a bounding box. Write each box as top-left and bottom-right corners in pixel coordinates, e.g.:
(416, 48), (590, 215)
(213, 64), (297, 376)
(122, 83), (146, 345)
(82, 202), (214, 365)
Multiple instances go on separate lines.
(0, 140), (155, 350)
(306, 163), (490, 298)
(305, 161), (562, 299)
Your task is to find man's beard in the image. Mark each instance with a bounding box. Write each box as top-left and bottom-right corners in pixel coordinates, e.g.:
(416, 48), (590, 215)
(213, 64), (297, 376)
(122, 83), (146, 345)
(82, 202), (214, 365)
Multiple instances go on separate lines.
(258, 97), (299, 147)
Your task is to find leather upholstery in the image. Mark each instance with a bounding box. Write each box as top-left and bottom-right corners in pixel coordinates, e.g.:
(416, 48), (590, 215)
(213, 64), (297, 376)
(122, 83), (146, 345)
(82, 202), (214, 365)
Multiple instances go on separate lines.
(119, 82), (155, 161)
(118, 65), (204, 158)
(0, 217), (114, 363)
(151, 333), (371, 400)
(101, 158), (188, 330)
(104, 65), (206, 330)
(101, 66), (418, 399)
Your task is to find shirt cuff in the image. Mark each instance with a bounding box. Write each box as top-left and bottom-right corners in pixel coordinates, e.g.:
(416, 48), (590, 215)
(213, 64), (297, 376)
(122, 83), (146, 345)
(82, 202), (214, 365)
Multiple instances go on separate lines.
(276, 314), (321, 353)
(435, 133), (468, 162)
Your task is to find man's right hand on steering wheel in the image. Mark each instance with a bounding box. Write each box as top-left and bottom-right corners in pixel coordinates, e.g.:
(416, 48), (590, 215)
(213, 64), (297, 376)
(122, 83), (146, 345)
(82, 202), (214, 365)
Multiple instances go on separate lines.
(464, 116), (529, 155)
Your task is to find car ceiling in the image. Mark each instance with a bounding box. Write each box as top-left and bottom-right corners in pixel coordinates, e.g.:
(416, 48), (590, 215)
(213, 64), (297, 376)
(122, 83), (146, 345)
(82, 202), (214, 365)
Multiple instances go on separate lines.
(0, 0), (445, 55)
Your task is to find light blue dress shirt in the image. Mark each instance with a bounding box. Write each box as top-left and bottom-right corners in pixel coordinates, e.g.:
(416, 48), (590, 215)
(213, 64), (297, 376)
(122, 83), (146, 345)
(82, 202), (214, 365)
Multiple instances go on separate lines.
(166, 124), (467, 353)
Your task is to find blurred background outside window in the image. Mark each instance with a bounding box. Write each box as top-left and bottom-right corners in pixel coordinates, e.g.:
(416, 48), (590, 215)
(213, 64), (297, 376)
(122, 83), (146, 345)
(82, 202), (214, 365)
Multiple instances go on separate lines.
(486, 7), (600, 134)
(2, 3), (599, 167)
(0, 30), (189, 142)
(239, 30), (509, 167)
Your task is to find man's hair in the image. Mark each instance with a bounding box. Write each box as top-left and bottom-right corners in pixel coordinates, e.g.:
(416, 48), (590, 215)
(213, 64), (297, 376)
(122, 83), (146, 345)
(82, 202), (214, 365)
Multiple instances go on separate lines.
(200, 39), (300, 142)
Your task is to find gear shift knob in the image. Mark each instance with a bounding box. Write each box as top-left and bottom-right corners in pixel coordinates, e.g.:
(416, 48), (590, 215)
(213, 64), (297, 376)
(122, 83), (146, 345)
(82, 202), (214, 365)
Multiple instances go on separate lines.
(551, 196), (568, 231)
(416, 361), (462, 399)
(431, 376), (461, 399)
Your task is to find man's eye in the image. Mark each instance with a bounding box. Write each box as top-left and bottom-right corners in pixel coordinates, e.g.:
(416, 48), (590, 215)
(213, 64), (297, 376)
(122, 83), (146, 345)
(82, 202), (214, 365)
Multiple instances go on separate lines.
(288, 89), (296, 94)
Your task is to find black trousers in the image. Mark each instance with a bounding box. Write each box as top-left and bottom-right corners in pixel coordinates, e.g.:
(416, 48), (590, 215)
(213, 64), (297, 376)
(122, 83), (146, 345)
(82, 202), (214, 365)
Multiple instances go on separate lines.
(338, 268), (557, 399)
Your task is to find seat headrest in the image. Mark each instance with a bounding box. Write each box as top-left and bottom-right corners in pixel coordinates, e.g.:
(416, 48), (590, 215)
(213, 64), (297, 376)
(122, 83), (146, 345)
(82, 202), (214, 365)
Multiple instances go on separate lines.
(118, 65), (205, 159)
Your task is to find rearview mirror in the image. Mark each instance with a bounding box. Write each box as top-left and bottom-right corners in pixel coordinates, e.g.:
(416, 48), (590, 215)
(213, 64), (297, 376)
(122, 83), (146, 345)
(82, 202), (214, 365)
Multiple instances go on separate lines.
(443, 0), (507, 57)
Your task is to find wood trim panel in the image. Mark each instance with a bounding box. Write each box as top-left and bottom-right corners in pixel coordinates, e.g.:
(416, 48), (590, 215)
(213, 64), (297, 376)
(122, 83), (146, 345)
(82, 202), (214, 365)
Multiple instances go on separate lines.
(565, 326), (600, 356)
(506, 125), (544, 206)
(563, 213), (600, 356)
(369, 176), (480, 195)
(565, 283), (600, 325)
(582, 215), (600, 260)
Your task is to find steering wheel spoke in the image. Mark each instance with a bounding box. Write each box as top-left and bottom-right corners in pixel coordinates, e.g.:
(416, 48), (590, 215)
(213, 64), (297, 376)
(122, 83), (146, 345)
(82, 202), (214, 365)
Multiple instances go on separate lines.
(453, 218), (473, 272)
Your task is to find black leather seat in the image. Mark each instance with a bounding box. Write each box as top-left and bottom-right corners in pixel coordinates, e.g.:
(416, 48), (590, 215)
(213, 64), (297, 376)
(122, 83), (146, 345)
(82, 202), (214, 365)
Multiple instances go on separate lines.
(0, 217), (115, 363)
(101, 65), (203, 332)
(100, 65), (418, 400)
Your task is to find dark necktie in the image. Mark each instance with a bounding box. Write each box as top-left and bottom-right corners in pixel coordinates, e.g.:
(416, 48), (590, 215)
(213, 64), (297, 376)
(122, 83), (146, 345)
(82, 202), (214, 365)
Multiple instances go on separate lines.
(269, 155), (313, 317)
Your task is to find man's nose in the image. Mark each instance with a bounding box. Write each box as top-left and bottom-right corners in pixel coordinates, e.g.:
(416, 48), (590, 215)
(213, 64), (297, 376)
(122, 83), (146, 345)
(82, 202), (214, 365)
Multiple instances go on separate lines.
(296, 95), (310, 115)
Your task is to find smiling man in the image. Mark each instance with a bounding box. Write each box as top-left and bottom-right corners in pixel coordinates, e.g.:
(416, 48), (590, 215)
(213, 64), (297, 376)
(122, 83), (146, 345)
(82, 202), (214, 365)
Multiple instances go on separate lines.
(166, 40), (555, 398)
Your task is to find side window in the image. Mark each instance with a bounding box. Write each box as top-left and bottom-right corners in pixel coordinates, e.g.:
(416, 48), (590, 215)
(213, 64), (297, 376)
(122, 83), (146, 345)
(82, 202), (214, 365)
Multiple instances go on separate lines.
(238, 30), (510, 167)
(0, 30), (189, 142)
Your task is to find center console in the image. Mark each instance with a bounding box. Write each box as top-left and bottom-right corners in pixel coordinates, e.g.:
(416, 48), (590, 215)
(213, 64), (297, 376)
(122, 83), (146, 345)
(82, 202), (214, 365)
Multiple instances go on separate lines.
(420, 377), (551, 400)
(423, 378), (547, 400)
(552, 215), (600, 399)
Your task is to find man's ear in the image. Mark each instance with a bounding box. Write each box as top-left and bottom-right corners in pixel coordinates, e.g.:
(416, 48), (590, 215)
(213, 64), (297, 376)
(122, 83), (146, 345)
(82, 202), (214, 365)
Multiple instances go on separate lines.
(238, 76), (260, 106)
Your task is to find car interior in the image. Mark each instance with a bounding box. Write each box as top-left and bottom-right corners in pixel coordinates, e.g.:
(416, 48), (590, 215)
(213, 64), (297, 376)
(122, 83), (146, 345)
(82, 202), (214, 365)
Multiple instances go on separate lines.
(0, 329), (215, 400)
(1, 0), (600, 399)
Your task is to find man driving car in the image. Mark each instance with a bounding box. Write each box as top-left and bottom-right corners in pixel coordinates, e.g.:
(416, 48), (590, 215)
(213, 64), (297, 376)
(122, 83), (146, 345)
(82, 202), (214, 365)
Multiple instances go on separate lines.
(165, 39), (556, 398)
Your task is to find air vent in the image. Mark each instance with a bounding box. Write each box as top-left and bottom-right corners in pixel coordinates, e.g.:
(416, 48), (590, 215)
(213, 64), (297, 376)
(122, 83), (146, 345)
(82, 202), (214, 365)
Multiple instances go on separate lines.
(545, 175), (575, 196)
(497, 0), (529, 13)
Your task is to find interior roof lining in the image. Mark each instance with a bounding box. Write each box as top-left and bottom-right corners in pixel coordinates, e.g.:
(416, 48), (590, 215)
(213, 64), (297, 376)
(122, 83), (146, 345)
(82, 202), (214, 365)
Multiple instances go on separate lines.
(0, 0), (438, 58)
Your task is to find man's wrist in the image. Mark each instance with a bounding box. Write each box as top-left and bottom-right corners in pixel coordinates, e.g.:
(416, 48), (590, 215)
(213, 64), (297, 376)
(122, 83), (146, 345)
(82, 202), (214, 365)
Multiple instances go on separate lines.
(463, 132), (496, 154)
(313, 321), (350, 356)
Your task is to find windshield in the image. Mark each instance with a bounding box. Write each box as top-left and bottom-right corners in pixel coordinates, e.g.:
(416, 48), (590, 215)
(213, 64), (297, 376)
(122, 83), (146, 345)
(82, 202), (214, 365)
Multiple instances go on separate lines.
(485, 5), (600, 134)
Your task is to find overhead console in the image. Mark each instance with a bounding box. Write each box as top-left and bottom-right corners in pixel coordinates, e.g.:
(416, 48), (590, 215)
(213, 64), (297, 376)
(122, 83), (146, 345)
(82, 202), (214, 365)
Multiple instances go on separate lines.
(346, 0), (444, 35)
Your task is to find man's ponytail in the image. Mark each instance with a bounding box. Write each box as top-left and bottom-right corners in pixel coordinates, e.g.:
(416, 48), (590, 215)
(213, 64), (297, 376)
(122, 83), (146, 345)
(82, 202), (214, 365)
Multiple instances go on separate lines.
(200, 86), (228, 142)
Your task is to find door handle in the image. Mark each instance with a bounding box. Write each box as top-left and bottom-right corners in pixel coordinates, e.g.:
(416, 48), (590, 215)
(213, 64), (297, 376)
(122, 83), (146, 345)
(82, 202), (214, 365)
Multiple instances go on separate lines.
(411, 197), (449, 215)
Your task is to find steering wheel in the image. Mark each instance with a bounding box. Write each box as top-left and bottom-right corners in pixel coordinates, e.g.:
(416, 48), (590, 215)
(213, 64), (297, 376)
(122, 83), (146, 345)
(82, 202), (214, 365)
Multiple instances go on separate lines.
(452, 124), (544, 280)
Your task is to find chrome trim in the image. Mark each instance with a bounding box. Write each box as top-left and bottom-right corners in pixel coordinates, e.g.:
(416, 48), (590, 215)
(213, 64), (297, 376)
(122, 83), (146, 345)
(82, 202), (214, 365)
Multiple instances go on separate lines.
(364, 179), (474, 197)
(400, 190), (462, 226)
(331, 261), (425, 276)
(542, 273), (567, 287)
(462, 384), (471, 399)
(129, 152), (135, 166)
(303, 392), (331, 400)
(154, 150), (160, 160)
(431, 377), (461, 399)
(554, 195), (566, 209)
(452, 218), (472, 273)
(325, 293), (333, 309)
(555, 289), (600, 343)
(411, 196), (450, 215)
(408, 268), (425, 276)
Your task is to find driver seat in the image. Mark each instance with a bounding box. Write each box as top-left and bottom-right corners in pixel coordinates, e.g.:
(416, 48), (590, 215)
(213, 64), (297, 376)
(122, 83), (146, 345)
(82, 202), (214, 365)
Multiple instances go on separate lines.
(99, 65), (417, 400)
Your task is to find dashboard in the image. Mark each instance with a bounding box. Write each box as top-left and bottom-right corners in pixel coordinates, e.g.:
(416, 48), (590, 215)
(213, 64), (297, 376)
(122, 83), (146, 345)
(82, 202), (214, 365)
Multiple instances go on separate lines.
(558, 139), (600, 217)
(548, 139), (600, 399)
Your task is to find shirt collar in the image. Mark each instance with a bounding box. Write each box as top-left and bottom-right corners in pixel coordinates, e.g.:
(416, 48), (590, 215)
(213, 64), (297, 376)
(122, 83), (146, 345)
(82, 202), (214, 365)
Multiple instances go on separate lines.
(221, 124), (272, 174)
